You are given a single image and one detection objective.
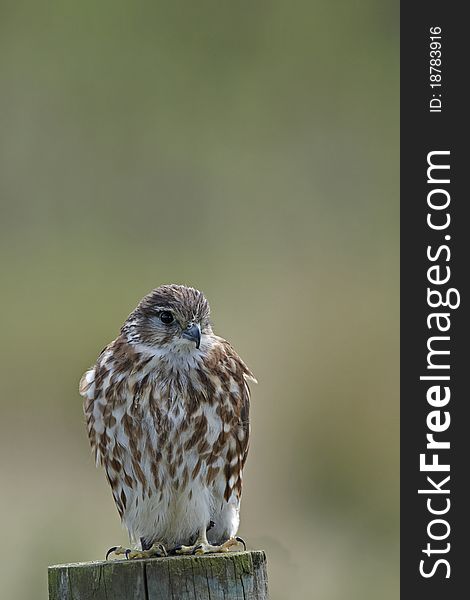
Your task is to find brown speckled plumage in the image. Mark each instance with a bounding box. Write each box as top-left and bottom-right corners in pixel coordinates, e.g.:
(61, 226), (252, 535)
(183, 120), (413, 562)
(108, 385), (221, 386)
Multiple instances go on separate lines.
(80, 285), (255, 550)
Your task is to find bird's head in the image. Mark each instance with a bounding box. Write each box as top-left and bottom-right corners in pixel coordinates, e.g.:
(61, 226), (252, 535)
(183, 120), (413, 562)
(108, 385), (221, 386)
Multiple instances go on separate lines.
(122, 284), (212, 351)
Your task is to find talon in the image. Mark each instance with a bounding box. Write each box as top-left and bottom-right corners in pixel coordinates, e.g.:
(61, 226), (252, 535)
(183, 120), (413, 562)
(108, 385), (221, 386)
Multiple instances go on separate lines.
(157, 543), (168, 556)
(106, 546), (118, 560)
(192, 544), (203, 555)
(121, 542), (168, 560)
(235, 536), (247, 551)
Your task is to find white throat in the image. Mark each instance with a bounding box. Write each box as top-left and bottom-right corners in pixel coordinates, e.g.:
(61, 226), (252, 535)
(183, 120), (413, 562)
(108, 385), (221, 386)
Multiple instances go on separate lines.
(132, 336), (214, 373)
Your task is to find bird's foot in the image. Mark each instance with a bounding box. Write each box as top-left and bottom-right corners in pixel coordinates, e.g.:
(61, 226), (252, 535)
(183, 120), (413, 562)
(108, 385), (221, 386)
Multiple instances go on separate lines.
(106, 543), (167, 560)
(174, 536), (246, 555)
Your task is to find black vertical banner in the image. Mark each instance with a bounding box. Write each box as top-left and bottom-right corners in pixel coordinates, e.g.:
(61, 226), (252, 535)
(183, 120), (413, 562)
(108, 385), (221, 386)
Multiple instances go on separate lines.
(401, 3), (468, 598)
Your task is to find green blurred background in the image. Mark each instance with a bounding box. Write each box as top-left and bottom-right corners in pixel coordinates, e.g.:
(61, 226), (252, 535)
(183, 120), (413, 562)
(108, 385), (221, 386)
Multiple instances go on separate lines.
(0, 1), (398, 599)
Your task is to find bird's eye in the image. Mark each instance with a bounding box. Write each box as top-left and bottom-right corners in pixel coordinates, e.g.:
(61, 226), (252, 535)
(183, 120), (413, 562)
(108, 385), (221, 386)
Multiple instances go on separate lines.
(159, 311), (174, 325)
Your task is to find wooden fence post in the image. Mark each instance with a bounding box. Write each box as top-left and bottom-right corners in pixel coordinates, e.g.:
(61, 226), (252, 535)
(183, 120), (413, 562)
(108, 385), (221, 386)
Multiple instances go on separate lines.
(48, 550), (269, 599)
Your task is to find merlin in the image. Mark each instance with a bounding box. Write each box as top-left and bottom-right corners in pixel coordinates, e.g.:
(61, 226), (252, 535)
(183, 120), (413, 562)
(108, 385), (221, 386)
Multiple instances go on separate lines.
(79, 284), (256, 558)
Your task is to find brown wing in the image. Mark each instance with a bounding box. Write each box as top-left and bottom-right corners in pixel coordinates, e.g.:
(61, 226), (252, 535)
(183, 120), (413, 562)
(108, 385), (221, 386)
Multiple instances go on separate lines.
(216, 339), (256, 500)
(79, 344), (115, 467)
(79, 339), (137, 520)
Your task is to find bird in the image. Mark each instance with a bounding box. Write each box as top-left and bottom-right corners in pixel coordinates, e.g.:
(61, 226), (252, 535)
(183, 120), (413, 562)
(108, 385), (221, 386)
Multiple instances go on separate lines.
(79, 284), (256, 559)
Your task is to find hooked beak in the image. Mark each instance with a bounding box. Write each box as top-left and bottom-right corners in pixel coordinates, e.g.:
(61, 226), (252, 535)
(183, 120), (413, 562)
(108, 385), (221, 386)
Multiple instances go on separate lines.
(182, 323), (201, 349)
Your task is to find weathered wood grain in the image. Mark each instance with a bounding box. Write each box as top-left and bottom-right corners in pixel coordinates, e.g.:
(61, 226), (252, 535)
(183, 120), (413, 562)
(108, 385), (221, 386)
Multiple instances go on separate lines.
(49, 551), (269, 600)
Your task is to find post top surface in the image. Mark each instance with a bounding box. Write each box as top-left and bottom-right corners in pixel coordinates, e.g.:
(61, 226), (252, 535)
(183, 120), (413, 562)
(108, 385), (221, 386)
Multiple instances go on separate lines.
(49, 549), (266, 571)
